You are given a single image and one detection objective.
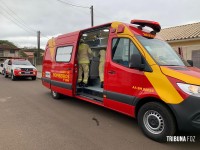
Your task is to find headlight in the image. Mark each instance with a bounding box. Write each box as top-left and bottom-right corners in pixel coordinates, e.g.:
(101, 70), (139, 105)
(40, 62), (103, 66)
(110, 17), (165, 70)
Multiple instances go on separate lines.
(33, 68), (37, 71)
(177, 83), (200, 97)
(15, 67), (21, 70)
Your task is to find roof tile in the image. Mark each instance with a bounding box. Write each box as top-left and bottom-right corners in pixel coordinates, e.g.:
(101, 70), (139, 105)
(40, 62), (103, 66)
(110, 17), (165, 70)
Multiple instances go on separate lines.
(159, 22), (200, 41)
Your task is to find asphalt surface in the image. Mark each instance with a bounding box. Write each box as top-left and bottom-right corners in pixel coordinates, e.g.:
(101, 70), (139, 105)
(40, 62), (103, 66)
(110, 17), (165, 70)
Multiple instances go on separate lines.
(0, 75), (200, 150)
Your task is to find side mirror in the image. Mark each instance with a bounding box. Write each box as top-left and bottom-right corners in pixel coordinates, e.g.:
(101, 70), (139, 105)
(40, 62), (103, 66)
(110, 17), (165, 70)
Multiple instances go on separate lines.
(0, 64), (3, 67)
(187, 60), (193, 67)
(129, 54), (145, 70)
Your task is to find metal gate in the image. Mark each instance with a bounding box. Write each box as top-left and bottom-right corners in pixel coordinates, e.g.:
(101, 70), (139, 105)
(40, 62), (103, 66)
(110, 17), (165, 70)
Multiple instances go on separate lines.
(192, 50), (200, 68)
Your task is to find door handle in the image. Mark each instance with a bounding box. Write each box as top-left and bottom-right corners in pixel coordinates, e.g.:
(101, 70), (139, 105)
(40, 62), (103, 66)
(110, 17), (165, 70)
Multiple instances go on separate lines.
(108, 70), (116, 74)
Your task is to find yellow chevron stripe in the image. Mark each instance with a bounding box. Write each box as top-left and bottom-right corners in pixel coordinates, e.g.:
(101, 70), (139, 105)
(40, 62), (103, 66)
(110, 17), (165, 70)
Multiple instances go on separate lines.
(145, 65), (184, 104)
(48, 38), (55, 60)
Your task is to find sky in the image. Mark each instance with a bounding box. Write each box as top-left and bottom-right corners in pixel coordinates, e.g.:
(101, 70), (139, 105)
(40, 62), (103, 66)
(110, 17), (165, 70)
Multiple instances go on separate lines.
(0, 0), (200, 49)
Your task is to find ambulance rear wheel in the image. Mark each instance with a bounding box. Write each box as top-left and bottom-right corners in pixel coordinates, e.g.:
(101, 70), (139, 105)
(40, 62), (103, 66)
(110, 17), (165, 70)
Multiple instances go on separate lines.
(137, 102), (176, 142)
(51, 90), (61, 99)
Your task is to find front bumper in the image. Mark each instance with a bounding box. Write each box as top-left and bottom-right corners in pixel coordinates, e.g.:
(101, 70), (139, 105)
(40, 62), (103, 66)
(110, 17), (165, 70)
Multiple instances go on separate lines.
(14, 70), (37, 77)
(169, 96), (200, 132)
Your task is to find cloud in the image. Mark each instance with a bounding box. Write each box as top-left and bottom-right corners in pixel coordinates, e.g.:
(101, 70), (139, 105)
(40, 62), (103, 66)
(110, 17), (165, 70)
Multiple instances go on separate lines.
(0, 0), (200, 49)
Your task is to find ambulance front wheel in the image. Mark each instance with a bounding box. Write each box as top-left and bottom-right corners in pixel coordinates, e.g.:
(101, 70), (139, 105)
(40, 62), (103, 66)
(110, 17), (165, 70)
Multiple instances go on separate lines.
(137, 102), (176, 142)
(51, 90), (62, 99)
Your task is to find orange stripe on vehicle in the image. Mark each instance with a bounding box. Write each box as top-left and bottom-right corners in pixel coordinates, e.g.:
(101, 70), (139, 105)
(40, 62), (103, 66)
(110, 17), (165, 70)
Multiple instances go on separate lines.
(145, 65), (183, 104)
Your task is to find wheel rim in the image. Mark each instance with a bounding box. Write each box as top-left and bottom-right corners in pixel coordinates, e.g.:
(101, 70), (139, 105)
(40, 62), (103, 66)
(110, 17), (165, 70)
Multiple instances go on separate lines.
(143, 110), (164, 134)
(52, 91), (57, 97)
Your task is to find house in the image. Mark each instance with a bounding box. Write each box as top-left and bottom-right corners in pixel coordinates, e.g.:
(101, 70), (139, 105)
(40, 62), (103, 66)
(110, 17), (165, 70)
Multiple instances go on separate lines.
(23, 51), (35, 64)
(0, 44), (20, 63)
(23, 51), (34, 58)
(159, 22), (200, 67)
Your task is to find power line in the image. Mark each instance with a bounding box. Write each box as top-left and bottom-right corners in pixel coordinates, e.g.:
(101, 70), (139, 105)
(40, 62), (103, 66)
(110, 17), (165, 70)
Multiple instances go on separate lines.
(58, 0), (112, 20)
(0, 1), (50, 40)
(0, 9), (35, 34)
(93, 8), (113, 20)
(0, 0), (36, 33)
(68, 0), (93, 6)
(41, 33), (50, 40)
(57, 0), (94, 26)
(57, 0), (89, 8)
(56, 0), (113, 26)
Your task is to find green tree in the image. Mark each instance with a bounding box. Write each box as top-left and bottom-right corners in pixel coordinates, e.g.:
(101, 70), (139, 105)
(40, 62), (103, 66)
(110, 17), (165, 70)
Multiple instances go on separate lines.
(0, 40), (18, 48)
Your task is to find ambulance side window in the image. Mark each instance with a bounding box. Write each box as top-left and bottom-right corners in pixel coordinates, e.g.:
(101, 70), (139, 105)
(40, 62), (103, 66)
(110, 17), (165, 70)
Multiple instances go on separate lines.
(112, 38), (140, 67)
(56, 46), (73, 62)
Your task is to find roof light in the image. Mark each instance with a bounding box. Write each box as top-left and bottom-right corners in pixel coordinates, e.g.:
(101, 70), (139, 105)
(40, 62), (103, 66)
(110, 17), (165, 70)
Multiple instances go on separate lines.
(131, 19), (161, 33)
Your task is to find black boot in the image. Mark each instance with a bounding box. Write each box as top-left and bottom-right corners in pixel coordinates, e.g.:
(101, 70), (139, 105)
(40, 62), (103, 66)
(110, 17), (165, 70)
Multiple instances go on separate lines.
(78, 82), (83, 87)
(82, 82), (88, 87)
(101, 82), (104, 88)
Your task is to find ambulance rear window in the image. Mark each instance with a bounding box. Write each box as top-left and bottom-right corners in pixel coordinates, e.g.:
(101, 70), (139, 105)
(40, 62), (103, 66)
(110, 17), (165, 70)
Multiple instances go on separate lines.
(56, 46), (73, 62)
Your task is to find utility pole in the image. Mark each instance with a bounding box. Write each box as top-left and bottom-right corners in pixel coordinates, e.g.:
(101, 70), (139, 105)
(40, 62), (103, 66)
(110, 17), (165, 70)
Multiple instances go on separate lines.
(37, 31), (40, 66)
(90, 5), (94, 27)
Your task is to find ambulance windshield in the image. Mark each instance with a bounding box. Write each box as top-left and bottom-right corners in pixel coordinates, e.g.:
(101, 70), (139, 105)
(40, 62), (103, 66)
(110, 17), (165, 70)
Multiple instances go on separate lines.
(137, 36), (185, 66)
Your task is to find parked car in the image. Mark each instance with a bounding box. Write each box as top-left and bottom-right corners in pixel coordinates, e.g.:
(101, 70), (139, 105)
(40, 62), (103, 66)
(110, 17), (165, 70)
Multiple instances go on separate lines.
(0, 63), (4, 75)
(4, 59), (37, 80)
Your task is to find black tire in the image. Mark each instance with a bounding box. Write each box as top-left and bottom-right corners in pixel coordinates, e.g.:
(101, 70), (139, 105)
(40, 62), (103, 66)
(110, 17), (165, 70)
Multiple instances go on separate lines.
(4, 69), (8, 78)
(32, 76), (36, 80)
(51, 90), (62, 99)
(137, 102), (176, 142)
(11, 71), (16, 81)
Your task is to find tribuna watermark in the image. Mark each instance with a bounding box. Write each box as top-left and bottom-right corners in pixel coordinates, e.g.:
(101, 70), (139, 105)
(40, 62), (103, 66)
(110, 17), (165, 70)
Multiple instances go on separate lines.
(166, 136), (196, 142)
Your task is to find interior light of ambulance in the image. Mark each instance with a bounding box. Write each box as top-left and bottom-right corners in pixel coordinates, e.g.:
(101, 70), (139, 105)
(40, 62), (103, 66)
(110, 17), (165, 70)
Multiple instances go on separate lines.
(103, 29), (109, 32)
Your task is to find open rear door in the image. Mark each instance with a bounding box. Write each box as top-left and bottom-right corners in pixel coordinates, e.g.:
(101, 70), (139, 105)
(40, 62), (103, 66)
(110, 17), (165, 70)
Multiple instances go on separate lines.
(50, 33), (79, 97)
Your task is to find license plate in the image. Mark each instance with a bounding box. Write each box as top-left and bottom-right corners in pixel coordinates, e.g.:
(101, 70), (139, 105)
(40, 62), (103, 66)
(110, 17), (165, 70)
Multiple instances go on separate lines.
(25, 72), (30, 74)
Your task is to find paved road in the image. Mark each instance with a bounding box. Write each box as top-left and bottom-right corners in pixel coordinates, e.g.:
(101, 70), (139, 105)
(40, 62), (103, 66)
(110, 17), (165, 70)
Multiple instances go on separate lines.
(0, 75), (200, 150)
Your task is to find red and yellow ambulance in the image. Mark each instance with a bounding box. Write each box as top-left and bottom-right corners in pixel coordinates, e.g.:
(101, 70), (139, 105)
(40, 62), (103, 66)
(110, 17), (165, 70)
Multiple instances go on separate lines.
(42, 20), (200, 142)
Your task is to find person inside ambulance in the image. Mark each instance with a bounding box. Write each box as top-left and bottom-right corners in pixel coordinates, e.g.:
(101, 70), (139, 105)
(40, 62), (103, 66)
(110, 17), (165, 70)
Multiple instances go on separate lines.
(77, 39), (93, 87)
(99, 49), (106, 88)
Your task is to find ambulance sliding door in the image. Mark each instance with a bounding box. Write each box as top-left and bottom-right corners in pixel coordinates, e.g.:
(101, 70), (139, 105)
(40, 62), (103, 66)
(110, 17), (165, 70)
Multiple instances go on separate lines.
(51, 45), (75, 96)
